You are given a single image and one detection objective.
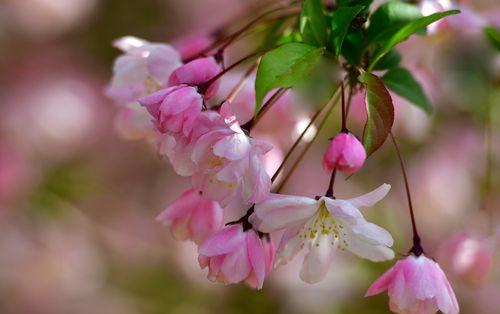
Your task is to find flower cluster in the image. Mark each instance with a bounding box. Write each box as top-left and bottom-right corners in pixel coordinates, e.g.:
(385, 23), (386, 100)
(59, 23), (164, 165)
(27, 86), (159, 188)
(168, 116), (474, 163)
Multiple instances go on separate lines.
(105, 0), (469, 312)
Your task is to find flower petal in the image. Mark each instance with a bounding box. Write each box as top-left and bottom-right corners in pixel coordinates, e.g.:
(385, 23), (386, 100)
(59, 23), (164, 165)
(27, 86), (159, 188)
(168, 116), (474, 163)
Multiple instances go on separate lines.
(247, 231), (266, 289)
(345, 183), (391, 208)
(299, 233), (337, 284)
(198, 225), (246, 256)
(252, 194), (317, 232)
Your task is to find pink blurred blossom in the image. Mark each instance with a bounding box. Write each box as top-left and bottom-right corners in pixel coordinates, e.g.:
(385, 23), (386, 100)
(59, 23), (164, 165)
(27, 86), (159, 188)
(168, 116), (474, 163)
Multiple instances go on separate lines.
(173, 33), (214, 61)
(437, 232), (495, 286)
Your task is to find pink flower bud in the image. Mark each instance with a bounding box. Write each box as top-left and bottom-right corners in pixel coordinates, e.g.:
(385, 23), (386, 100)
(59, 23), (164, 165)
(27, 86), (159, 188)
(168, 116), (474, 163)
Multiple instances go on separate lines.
(156, 189), (223, 245)
(322, 133), (366, 175)
(168, 57), (222, 100)
(366, 254), (459, 314)
(198, 224), (275, 289)
(139, 85), (202, 136)
(437, 232), (494, 286)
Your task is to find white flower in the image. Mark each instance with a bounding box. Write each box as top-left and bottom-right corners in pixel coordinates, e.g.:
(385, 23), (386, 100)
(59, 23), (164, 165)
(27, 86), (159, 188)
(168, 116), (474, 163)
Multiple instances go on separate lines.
(251, 184), (394, 283)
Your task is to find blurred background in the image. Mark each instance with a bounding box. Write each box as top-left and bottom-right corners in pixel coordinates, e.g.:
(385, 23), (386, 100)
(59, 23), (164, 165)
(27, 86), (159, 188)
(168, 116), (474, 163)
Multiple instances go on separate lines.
(0, 0), (499, 313)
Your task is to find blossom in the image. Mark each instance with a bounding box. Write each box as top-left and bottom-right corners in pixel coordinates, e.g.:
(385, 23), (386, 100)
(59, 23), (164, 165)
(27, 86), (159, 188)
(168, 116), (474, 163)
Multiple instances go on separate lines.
(323, 132), (366, 175)
(366, 254), (459, 314)
(198, 224), (275, 289)
(437, 232), (494, 286)
(139, 85), (203, 136)
(156, 189), (223, 245)
(107, 37), (182, 103)
(168, 56), (222, 99)
(251, 184), (394, 283)
(191, 118), (272, 207)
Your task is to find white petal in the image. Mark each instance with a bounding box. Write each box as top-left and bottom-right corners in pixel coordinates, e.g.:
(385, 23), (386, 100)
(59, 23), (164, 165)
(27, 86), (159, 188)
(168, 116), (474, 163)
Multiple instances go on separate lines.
(344, 229), (394, 262)
(345, 183), (391, 208)
(299, 233), (337, 284)
(274, 226), (303, 267)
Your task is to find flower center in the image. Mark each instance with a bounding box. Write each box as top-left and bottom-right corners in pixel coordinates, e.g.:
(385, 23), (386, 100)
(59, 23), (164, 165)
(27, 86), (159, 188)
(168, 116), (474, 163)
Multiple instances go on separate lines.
(144, 75), (162, 94)
(297, 201), (348, 250)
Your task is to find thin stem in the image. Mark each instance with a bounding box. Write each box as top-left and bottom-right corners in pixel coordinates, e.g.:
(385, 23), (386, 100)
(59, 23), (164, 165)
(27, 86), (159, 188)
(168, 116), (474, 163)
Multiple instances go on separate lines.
(481, 97), (494, 230)
(227, 62), (258, 103)
(389, 132), (423, 256)
(198, 45), (278, 94)
(271, 96), (333, 182)
(345, 84), (355, 117)
(275, 89), (342, 193)
(341, 81), (347, 132)
(241, 88), (286, 132)
(185, 2), (299, 62)
(325, 169), (337, 198)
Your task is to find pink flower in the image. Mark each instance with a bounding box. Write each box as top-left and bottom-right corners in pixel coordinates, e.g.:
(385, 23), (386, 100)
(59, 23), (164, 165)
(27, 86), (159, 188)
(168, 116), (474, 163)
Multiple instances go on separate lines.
(251, 184), (394, 283)
(198, 224), (275, 289)
(191, 120), (272, 207)
(156, 189), (223, 245)
(169, 56), (222, 100)
(172, 33), (213, 61)
(156, 110), (229, 176)
(106, 37), (182, 103)
(437, 232), (494, 286)
(323, 132), (366, 175)
(139, 85), (202, 136)
(366, 254), (459, 314)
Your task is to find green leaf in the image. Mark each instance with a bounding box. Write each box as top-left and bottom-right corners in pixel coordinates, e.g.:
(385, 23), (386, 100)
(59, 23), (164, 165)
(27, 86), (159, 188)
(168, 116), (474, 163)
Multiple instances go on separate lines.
(382, 67), (432, 114)
(359, 71), (394, 156)
(372, 48), (401, 70)
(255, 43), (325, 114)
(331, 5), (365, 56)
(341, 29), (365, 65)
(300, 0), (328, 46)
(369, 10), (460, 70)
(484, 26), (500, 51)
(368, 1), (424, 44)
(337, 0), (372, 9)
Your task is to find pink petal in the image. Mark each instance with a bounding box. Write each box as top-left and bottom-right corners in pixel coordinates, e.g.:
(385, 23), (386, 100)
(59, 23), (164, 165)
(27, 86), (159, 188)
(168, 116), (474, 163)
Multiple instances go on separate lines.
(220, 239), (251, 284)
(365, 264), (397, 297)
(247, 230), (266, 289)
(198, 224), (246, 256)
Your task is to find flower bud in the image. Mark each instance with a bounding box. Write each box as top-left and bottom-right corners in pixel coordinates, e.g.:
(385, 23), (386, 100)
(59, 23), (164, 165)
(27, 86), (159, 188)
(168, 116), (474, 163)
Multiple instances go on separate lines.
(322, 133), (366, 175)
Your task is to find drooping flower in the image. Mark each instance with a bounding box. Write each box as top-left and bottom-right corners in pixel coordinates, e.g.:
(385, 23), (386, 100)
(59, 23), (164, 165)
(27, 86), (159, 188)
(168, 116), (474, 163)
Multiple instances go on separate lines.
(366, 254), (459, 314)
(437, 232), (494, 286)
(251, 184), (394, 283)
(198, 224), (275, 289)
(139, 85), (203, 136)
(323, 132), (366, 175)
(168, 56), (222, 100)
(156, 189), (223, 245)
(106, 37), (182, 103)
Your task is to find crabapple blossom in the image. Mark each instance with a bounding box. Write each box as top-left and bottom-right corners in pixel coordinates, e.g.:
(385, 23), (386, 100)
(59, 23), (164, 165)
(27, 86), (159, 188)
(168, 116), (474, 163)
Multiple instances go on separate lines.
(437, 232), (495, 286)
(366, 254), (459, 314)
(198, 224), (275, 289)
(323, 132), (366, 175)
(251, 184), (394, 283)
(156, 189), (223, 245)
(191, 117), (272, 207)
(106, 37), (182, 103)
